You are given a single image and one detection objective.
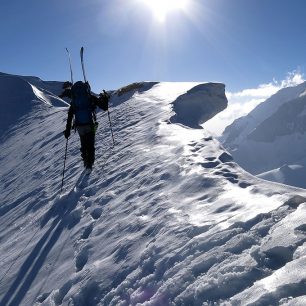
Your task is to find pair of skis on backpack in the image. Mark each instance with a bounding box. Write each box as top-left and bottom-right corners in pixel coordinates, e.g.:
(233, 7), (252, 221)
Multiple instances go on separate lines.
(66, 46), (86, 85)
(65, 47), (110, 110)
(65, 47), (114, 146)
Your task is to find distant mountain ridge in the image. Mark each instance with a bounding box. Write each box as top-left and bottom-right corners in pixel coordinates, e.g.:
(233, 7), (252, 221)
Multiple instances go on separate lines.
(223, 81), (306, 147)
(222, 80), (306, 187)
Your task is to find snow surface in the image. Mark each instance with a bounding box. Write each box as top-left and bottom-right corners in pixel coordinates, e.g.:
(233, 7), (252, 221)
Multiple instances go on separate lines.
(1, 74), (306, 305)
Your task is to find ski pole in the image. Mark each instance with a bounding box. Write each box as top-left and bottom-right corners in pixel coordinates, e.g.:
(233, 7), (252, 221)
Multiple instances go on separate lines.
(60, 138), (69, 193)
(80, 47), (87, 83)
(65, 48), (74, 84)
(102, 90), (115, 146)
(107, 109), (115, 147)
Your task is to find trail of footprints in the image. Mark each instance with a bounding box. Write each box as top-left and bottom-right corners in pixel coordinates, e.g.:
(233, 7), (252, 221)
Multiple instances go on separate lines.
(72, 99), (139, 273)
(74, 200), (103, 273)
(37, 100), (138, 304)
(36, 191), (104, 304)
(187, 138), (253, 189)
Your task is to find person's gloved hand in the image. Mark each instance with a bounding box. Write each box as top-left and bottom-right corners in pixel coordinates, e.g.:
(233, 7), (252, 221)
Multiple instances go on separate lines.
(63, 81), (72, 89)
(63, 129), (70, 139)
(99, 91), (109, 111)
(102, 90), (110, 99)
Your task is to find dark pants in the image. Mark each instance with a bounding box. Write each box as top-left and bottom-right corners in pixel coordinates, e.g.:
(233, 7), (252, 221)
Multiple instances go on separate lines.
(77, 125), (95, 167)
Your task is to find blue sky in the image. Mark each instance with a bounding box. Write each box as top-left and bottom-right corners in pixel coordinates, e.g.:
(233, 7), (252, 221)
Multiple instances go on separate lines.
(1, 0), (306, 93)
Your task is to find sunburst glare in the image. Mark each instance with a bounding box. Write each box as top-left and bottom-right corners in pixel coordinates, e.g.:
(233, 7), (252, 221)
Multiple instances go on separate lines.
(141, 0), (190, 23)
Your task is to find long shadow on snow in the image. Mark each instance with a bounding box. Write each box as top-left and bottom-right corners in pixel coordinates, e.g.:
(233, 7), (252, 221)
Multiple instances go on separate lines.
(0, 186), (83, 306)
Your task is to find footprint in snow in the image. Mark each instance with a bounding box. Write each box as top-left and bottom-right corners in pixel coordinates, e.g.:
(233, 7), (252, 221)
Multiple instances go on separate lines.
(222, 173), (238, 179)
(200, 161), (220, 169)
(90, 207), (102, 220)
(188, 141), (197, 146)
(214, 203), (234, 213)
(75, 247), (89, 272)
(204, 136), (213, 141)
(67, 207), (83, 229)
(81, 223), (94, 240)
(218, 152), (233, 163)
(225, 177), (239, 184)
(214, 171), (250, 186)
(239, 182), (253, 189)
(190, 145), (203, 152)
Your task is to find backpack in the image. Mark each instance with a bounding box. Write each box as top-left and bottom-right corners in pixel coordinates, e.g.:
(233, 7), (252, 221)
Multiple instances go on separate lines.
(71, 81), (96, 126)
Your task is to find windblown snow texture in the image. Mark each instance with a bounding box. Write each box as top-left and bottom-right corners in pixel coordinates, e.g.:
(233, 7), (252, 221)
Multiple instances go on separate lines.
(1, 74), (306, 306)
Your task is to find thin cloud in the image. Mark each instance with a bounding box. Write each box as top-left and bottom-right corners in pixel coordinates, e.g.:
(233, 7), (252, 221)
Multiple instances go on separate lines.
(205, 71), (305, 136)
(229, 71), (305, 99)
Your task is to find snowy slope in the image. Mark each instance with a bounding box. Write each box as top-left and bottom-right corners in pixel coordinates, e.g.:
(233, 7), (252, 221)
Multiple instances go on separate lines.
(1, 75), (306, 306)
(0, 72), (67, 137)
(222, 82), (306, 188)
(257, 163), (306, 190)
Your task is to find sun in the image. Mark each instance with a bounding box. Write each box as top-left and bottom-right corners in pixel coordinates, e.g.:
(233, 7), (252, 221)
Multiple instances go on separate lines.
(142, 0), (190, 23)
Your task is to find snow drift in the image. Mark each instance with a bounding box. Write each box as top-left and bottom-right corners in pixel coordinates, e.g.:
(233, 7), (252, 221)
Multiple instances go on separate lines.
(1, 74), (306, 306)
(170, 82), (227, 128)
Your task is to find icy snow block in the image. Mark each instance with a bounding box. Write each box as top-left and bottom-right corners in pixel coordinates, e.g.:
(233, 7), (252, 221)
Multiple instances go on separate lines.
(170, 83), (227, 129)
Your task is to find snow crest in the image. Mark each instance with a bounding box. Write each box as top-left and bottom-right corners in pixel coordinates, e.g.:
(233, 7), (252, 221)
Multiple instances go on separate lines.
(1, 77), (306, 306)
(170, 82), (227, 128)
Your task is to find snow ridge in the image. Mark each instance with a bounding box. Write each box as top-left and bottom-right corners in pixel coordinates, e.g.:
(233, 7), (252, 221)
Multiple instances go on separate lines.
(0, 73), (67, 138)
(1, 77), (306, 305)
